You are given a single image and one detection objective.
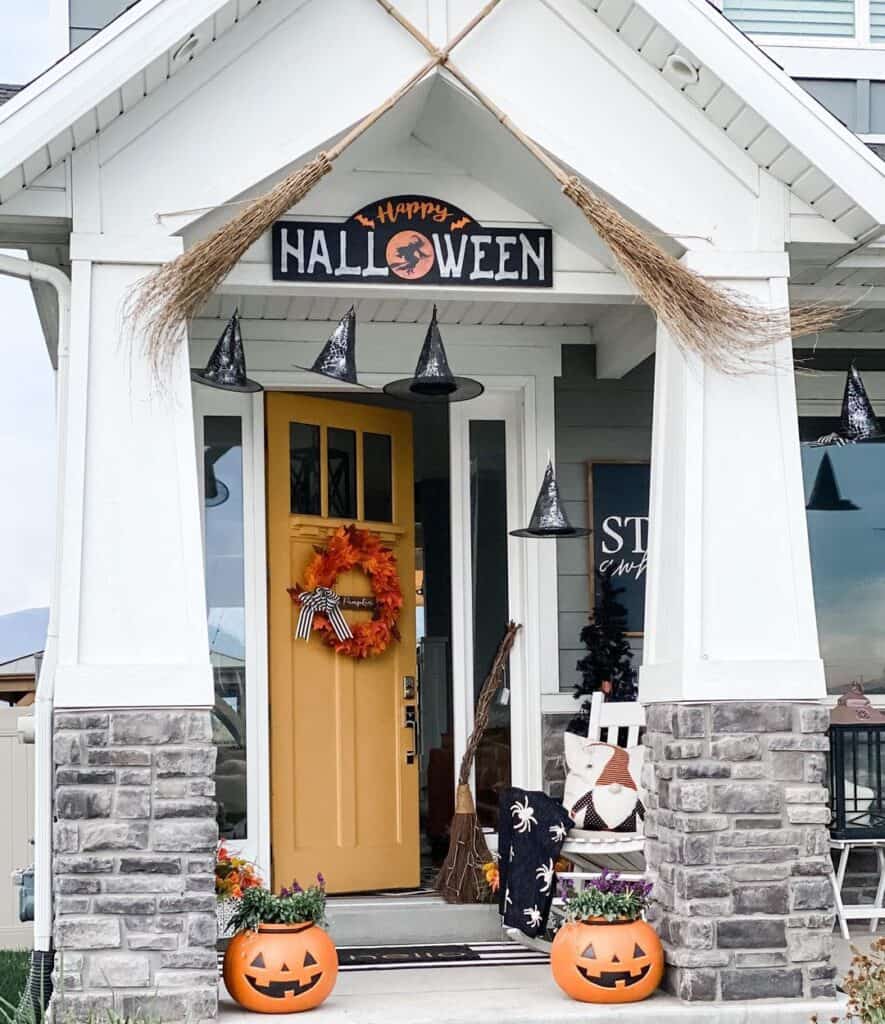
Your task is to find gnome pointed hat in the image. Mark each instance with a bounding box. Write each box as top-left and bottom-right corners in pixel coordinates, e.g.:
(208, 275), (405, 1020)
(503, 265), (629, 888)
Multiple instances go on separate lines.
(192, 310), (262, 393)
(806, 452), (860, 511)
(511, 460), (591, 538)
(595, 745), (637, 791)
(841, 361), (884, 441)
(295, 307), (367, 387)
(384, 305), (483, 403)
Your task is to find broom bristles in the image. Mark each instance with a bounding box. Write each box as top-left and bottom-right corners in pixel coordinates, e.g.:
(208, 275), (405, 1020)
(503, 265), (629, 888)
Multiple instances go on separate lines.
(128, 153), (332, 376)
(436, 785), (493, 904)
(562, 177), (841, 372)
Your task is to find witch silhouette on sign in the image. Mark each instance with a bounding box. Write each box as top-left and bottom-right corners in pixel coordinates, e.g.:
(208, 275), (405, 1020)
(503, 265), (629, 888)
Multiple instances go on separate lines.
(391, 235), (432, 275)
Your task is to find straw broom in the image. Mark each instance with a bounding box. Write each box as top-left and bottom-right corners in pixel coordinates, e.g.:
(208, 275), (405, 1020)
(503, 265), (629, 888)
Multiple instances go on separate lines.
(131, 0), (842, 379)
(436, 621), (521, 904)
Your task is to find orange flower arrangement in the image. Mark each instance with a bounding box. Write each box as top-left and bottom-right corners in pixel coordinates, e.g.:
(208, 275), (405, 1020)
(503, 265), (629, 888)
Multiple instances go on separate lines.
(483, 861), (500, 894)
(288, 524), (402, 659)
(216, 844), (262, 902)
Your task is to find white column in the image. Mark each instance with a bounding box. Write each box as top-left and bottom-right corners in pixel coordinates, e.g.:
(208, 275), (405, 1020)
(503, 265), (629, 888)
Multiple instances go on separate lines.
(640, 253), (825, 703)
(53, 251), (212, 708)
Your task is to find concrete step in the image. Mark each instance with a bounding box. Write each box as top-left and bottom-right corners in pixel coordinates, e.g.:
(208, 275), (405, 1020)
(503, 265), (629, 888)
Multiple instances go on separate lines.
(325, 894), (502, 946)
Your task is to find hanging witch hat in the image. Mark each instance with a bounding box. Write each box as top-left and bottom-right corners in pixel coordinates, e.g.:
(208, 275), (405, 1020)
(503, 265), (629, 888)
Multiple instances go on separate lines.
(295, 306), (367, 387)
(192, 310), (262, 392)
(384, 306), (483, 403)
(805, 452), (860, 511)
(511, 460), (591, 538)
(841, 361), (884, 442)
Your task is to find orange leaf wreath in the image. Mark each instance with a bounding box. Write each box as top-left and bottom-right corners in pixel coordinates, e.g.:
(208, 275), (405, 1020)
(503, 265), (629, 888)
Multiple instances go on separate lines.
(287, 524), (402, 659)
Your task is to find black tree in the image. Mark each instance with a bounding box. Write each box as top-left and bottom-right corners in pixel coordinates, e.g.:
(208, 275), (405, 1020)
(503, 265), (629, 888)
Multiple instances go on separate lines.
(568, 572), (637, 734)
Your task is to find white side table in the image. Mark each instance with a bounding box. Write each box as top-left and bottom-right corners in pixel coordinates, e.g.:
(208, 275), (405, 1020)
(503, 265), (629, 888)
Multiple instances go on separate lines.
(829, 838), (885, 941)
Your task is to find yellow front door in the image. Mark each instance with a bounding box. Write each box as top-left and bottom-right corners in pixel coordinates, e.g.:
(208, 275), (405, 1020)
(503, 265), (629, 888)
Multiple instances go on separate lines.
(266, 393), (419, 893)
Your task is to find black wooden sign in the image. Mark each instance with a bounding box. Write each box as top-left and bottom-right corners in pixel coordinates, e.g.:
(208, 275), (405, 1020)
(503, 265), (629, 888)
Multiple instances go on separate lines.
(588, 461), (650, 636)
(272, 195), (553, 288)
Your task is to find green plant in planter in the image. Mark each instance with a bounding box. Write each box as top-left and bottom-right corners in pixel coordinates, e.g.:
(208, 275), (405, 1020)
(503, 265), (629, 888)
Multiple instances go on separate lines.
(842, 937), (885, 1023)
(227, 877), (328, 933)
(561, 869), (654, 923)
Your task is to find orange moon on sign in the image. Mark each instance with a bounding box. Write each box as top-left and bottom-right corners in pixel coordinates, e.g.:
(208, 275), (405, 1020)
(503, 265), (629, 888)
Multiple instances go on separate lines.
(386, 230), (435, 280)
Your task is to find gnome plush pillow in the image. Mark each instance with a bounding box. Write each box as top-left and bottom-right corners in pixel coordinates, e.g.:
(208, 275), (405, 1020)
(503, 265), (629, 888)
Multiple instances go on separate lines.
(562, 733), (645, 834)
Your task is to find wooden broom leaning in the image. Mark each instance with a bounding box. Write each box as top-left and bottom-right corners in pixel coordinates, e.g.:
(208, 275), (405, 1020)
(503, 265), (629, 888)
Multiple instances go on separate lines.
(436, 620), (521, 904)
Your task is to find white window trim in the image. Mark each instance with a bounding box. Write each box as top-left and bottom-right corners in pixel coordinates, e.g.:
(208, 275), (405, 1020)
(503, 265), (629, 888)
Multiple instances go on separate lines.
(192, 387), (270, 877)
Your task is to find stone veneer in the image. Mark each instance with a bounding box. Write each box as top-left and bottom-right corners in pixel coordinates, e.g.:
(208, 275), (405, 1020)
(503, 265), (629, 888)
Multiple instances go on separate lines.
(643, 702), (835, 1002)
(52, 709), (218, 1022)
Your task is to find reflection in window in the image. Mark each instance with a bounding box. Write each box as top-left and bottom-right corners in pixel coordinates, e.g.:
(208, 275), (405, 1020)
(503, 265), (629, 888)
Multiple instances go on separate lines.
(801, 426), (885, 695)
(469, 421), (511, 828)
(205, 416), (247, 840)
(328, 427), (357, 518)
(364, 432), (393, 522)
(290, 422), (321, 515)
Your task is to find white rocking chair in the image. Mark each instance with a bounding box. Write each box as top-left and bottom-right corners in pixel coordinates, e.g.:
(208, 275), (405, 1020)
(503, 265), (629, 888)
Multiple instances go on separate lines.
(505, 692), (647, 953)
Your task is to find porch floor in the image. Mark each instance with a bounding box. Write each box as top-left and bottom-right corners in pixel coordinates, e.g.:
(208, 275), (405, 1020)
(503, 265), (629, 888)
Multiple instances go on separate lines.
(216, 933), (865, 1023)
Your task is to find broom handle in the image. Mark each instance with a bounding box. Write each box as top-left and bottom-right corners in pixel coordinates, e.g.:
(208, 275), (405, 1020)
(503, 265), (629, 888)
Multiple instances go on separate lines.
(373, 0), (572, 190)
(334, 0), (503, 170)
(458, 621), (521, 786)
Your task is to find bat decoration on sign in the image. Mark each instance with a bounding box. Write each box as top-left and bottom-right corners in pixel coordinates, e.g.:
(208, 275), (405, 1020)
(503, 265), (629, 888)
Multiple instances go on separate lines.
(450, 216), (471, 230)
(354, 213), (375, 228)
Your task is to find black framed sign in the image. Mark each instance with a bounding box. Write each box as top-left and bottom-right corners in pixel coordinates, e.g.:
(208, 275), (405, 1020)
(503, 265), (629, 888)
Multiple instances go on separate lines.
(272, 195), (553, 287)
(587, 461), (650, 637)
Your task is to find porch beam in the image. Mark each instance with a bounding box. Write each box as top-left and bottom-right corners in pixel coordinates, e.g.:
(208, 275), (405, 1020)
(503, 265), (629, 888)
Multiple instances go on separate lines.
(215, 264), (636, 303)
(593, 306), (656, 379)
(189, 319), (593, 346)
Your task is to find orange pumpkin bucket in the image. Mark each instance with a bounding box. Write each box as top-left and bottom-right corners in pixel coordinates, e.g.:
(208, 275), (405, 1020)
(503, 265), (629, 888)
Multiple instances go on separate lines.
(551, 918), (663, 1004)
(223, 922), (338, 1014)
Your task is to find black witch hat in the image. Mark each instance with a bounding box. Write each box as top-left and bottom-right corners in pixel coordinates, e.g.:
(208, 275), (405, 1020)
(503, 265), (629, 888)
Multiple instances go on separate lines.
(384, 306), (483, 403)
(805, 452), (860, 511)
(192, 310), (262, 393)
(841, 362), (884, 442)
(295, 307), (367, 387)
(511, 460), (591, 538)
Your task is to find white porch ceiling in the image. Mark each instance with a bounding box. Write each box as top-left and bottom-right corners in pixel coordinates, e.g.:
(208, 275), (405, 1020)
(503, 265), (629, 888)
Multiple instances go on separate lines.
(197, 293), (600, 328)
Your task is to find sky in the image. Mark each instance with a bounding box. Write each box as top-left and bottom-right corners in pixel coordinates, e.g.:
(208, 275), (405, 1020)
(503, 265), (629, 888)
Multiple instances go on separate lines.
(0, 2), (59, 616)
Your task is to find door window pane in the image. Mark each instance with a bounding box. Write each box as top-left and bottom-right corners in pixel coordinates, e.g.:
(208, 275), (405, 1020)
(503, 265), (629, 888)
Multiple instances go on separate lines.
(328, 427), (357, 519)
(364, 432), (393, 522)
(469, 421), (511, 829)
(204, 416), (247, 840)
(290, 422), (320, 515)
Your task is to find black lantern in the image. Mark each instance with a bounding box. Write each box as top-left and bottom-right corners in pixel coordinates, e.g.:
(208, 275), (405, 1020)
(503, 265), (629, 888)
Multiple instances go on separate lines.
(192, 310), (262, 393)
(511, 460), (590, 539)
(384, 306), (483, 403)
(829, 684), (885, 839)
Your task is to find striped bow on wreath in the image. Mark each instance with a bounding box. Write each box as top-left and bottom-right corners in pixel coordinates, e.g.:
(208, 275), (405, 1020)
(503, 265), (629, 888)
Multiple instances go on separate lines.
(295, 586), (353, 643)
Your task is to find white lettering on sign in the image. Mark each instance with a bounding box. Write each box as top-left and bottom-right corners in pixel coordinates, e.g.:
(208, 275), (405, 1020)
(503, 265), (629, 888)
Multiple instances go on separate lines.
(521, 232), (545, 280)
(600, 515), (649, 582)
(433, 234), (468, 278)
(495, 236), (519, 281)
(280, 227), (305, 275)
(307, 231), (333, 275)
(334, 229), (361, 277)
(469, 235), (494, 280)
(363, 231), (389, 278)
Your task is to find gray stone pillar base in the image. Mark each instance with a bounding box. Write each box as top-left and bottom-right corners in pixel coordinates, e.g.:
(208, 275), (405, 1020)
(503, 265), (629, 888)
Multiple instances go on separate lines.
(643, 702), (836, 1003)
(52, 709), (218, 1022)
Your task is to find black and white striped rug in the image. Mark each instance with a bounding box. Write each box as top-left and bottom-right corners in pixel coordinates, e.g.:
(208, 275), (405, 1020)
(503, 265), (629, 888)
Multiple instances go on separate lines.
(219, 942), (548, 974)
(336, 942), (549, 971)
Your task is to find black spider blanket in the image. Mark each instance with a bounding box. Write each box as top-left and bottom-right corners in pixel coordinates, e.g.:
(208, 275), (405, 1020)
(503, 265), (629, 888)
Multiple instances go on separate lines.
(497, 787), (574, 937)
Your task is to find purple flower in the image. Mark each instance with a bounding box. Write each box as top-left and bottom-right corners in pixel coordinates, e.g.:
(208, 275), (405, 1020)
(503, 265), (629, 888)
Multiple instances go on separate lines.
(316, 872), (326, 889)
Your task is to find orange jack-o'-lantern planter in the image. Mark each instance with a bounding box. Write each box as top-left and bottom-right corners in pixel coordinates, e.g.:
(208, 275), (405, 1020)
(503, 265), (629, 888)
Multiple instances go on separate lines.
(223, 922), (338, 1014)
(551, 918), (663, 1004)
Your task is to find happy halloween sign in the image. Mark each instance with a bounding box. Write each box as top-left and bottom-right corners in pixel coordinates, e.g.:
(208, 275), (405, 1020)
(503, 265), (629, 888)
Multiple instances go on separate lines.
(272, 195), (553, 287)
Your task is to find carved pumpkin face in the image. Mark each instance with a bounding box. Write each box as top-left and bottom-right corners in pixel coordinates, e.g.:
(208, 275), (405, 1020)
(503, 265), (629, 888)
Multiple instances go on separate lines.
(551, 920), (663, 1004)
(223, 923), (338, 1014)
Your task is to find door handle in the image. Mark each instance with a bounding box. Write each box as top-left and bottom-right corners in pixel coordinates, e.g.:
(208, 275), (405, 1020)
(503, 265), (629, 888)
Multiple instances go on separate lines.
(404, 705), (417, 765)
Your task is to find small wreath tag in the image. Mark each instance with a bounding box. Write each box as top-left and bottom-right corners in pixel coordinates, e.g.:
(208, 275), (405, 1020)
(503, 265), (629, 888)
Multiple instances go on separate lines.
(287, 524), (403, 659)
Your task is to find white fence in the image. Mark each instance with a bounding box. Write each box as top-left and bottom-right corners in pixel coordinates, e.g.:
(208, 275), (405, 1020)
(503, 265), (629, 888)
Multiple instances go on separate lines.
(0, 708), (34, 948)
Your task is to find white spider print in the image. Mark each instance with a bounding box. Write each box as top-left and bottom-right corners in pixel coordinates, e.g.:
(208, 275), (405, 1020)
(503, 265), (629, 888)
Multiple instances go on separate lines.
(504, 888), (513, 909)
(510, 795), (538, 833)
(524, 905), (543, 929)
(549, 823), (568, 843)
(536, 859), (555, 894)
